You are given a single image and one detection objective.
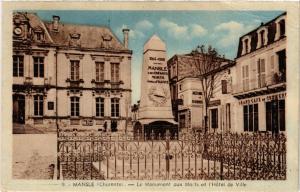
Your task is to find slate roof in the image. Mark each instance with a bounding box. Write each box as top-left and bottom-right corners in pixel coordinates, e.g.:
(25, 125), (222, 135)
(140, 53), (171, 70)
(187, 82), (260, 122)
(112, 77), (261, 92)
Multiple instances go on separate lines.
(44, 21), (128, 51)
(236, 12), (286, 58)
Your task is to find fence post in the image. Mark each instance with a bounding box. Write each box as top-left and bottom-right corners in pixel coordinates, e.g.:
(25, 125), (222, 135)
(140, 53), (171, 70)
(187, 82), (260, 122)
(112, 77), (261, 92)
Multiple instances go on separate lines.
(166, 130), (170, 179)
(220, 133), (223, 180)
(57, 140), (60, 180)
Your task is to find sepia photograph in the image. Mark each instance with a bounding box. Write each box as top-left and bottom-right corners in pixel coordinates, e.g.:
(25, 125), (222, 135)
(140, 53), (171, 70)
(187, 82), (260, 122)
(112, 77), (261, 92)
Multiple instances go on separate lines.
(1, 1), (299, 192)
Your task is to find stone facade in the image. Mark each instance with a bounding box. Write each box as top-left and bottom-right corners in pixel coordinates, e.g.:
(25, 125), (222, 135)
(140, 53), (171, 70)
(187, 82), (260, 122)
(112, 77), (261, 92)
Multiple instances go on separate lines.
(12, 12), (132, 132)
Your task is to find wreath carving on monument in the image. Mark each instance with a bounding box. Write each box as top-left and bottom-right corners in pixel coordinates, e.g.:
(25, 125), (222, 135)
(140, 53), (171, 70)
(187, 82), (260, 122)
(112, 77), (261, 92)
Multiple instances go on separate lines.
(148, 85), (169, 107)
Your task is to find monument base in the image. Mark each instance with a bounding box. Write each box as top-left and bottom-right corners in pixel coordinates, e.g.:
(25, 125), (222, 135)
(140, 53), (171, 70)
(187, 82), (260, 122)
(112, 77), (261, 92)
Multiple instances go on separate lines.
(134, 120), (178, 140)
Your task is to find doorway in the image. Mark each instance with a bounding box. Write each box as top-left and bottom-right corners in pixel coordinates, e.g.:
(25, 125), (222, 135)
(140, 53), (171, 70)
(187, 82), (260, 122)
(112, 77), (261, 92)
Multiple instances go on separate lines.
(13, 94), (25, 124)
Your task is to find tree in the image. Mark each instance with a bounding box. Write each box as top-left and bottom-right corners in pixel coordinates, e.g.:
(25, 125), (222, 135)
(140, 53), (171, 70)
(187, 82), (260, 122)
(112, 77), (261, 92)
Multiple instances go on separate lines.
(191, 45), (226, 133)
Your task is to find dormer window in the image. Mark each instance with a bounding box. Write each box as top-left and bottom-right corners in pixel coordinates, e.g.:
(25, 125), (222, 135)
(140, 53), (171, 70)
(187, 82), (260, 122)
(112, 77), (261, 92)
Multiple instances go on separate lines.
(245, 39), (249, 53)
(69, 33), (81, 47)
(260, 30), (265, 46)
(36, 32), (43, 41)
(241, 36), (251, 55)
(33, 26), (44, 41)
(101, 34), (112, 49)
(256, 27), (268, 49)
(275, 15), (286, 41)
(279, 20), (285, 37)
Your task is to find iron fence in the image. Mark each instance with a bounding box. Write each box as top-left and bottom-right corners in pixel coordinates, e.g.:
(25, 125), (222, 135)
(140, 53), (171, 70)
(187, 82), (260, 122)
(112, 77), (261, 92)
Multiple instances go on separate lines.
(57, 130), (286, 180)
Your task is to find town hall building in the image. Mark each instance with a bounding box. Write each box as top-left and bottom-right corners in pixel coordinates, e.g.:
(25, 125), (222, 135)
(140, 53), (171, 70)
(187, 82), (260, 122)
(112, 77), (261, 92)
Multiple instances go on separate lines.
(12, 12), (132, 132)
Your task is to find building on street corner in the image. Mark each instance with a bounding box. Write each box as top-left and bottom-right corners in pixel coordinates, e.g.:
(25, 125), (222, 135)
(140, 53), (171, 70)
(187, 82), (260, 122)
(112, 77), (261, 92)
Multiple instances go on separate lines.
(232, 12), (286, 134)
(167, 53), (234, 133)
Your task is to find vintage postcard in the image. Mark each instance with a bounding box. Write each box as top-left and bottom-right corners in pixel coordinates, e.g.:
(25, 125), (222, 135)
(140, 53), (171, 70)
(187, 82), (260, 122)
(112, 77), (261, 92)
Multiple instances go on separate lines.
(1, 1), (299, 192)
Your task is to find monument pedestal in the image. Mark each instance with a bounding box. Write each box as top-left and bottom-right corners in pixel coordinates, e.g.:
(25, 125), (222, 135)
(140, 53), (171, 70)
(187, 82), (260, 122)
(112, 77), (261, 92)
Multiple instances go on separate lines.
(134, 35), (178, 140)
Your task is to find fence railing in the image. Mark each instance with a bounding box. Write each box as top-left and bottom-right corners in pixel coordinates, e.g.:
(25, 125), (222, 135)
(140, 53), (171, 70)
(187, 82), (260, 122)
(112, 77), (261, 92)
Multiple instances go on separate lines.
(57, 131), (286, 180)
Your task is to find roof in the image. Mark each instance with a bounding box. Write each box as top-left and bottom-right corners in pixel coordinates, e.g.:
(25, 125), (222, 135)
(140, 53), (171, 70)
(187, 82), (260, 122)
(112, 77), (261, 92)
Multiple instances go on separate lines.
(44, 21), (128, 51)
(167, 52), (234, 80)
(13, 12), (130, 52)
(13, 12), (53, 44)
(236, 12), (286, 58)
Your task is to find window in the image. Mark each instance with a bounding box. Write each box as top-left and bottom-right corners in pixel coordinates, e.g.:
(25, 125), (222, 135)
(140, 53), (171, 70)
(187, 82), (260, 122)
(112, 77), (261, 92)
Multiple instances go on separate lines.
(70, 97), (80, 117)
(70, 60), (80, 81)
(244, 39), (249, 53)
(96, 97), (104, 117)
(48, 102), (54, 110)
(34, 95), (43, 116)
(260, 30), (265, 46)
(111, 63), (120, 82)
(242, 65), (249, 91)
(33, 57), (44, 77)
(243, 104), (258, 132)
(13, 55), (24, 77)
(242, 37), (251, 55)
(266, 100), (285, 134)
(277, 49), (286, 82)
(279, 19), (285, 37)
(221, 80), (227, 94)
(95, 62), (105, 82)
(211, 108), (218, 129)
(111, 98), (119, 117)
(225, 103), (231, 131)
(257, 59), (266, 88)
(36, 32), (43, 41)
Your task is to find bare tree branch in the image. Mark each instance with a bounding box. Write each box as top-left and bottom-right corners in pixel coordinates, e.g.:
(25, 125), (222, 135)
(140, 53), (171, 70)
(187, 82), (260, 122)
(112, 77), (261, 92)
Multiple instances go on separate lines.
(191, 45), (227, 132)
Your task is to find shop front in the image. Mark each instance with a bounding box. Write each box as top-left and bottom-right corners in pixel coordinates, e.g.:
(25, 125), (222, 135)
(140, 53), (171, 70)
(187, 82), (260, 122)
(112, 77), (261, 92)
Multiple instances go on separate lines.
(236, 92), (286, 134)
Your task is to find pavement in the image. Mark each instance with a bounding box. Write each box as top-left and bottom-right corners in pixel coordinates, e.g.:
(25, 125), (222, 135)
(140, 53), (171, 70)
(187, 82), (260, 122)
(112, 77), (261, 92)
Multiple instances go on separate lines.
(13, 134), (57, 179)
(13, 123), (56, 134)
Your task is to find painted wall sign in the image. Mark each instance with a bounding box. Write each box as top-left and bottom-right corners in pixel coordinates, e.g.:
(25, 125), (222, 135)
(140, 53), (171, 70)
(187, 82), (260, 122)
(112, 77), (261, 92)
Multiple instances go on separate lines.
(209, 100), (221, 107)
(239, 92), (286, 105)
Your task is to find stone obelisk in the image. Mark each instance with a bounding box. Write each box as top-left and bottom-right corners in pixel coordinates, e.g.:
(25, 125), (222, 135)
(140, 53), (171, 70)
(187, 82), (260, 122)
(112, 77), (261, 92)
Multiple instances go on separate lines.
(137, 35), (177, 139)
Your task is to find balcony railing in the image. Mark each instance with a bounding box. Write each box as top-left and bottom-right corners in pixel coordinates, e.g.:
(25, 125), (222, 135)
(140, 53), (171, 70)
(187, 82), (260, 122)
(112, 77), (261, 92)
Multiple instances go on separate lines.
(66, 78), (84, 87)
(24, 77), (33, 85)
(233, 72), (286, 95)
(111, 81), (123, 89)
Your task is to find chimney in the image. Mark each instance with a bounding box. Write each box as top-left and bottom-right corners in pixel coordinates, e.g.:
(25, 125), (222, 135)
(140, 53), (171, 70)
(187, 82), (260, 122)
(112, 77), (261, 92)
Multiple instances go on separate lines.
(52, 15), (60, 31)
(122, 28), (130, 49)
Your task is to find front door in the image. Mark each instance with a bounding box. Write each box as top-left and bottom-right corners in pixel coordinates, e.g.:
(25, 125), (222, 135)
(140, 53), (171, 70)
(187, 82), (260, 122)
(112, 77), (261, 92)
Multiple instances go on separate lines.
(13, 94), (25, 124)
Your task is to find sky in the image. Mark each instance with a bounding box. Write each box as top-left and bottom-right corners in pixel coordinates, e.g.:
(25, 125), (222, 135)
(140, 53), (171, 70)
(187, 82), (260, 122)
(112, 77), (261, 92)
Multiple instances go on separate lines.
(34, 10), (284, 104)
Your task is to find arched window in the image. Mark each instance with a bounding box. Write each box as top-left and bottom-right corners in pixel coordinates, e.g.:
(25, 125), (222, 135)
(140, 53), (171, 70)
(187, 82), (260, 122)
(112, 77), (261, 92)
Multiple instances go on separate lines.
(257, 27), (268, 48)
(242, 36), (251, 55)
(275, 16), (286, 41)
(111, 98), (120, 117)
(70, 96), (80, 117)
(96, 97), (104, 117)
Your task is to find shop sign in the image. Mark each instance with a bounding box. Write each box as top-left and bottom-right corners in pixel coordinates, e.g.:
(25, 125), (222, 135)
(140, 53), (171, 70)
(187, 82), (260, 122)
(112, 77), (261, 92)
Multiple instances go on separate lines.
(208, 100), (221, 107)
(239, 92), (286, 105)
(82, 119), (93, 126)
